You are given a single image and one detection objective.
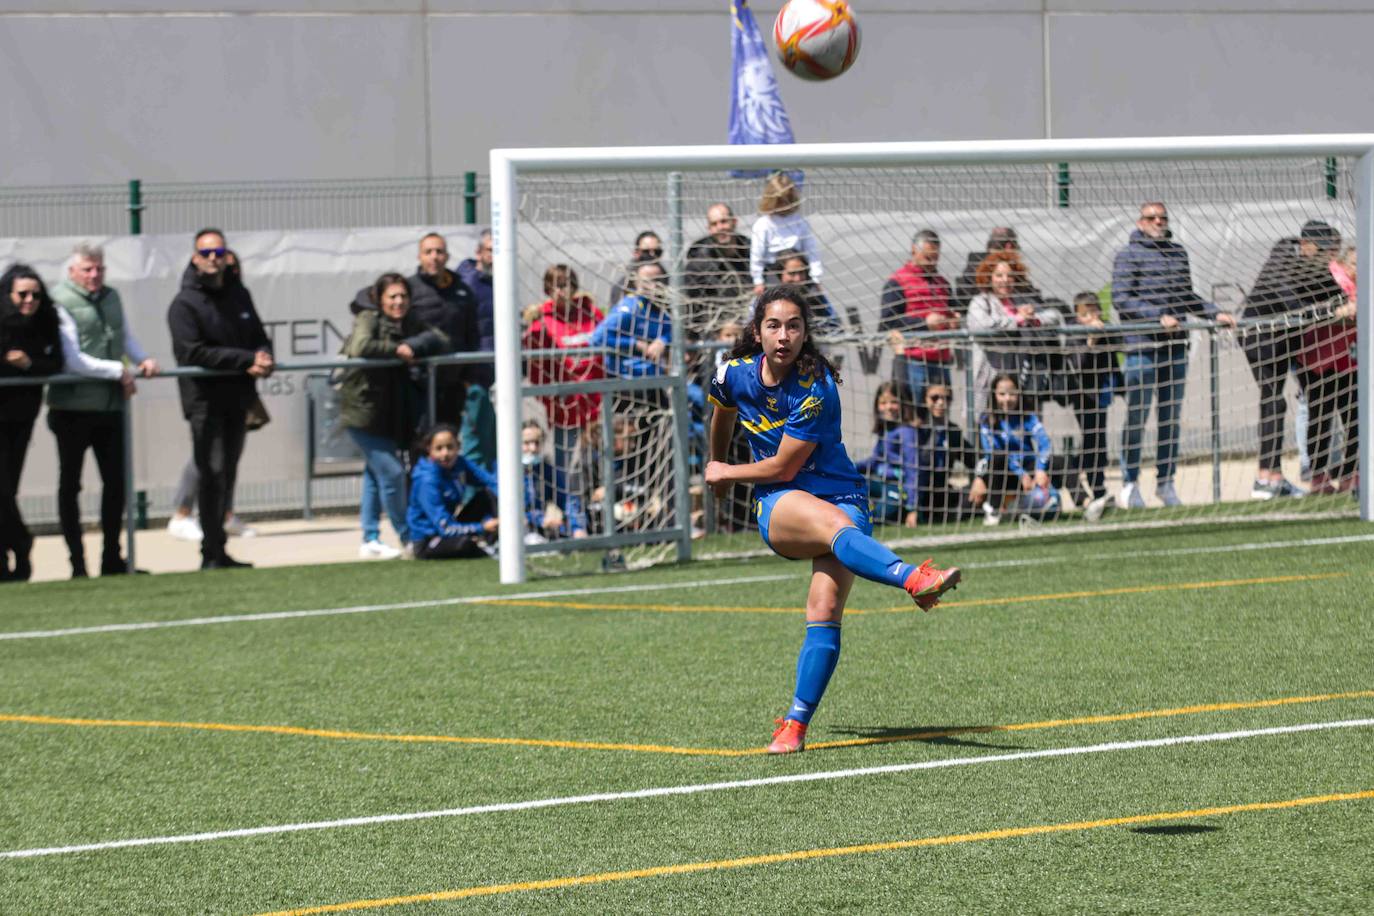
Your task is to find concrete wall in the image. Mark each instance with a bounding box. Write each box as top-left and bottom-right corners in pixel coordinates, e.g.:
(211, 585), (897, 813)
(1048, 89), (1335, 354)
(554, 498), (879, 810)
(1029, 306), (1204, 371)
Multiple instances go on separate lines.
(4, 2), (1374, 187)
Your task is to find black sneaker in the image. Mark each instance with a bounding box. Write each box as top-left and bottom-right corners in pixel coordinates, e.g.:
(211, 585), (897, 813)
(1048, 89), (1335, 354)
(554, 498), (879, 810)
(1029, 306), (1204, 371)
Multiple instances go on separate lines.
(201, 555), (253, 570)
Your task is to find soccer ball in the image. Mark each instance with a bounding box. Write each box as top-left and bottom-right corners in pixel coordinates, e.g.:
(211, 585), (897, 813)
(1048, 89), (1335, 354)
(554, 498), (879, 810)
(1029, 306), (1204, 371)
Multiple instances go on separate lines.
(773, 0), (862, 81)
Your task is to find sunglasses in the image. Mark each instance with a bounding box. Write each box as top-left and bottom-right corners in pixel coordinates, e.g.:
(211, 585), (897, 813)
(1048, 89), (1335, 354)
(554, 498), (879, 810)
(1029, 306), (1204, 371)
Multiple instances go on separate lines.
(639, 247), (664, 258)
(13, 290), (39, 300)
(1141, 215), (1169, 223)
(927, 394), (949, 402)
(197, 247), (228, 258)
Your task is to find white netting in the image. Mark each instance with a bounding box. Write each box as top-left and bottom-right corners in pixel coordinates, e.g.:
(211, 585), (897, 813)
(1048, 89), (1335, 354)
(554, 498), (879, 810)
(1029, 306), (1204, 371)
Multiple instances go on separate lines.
(509, 155), (1362, 572)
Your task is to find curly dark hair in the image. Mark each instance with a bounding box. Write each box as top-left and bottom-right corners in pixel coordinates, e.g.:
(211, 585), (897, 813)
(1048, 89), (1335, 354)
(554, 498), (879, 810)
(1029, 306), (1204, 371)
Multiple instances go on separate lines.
(725, 284), (842, 385)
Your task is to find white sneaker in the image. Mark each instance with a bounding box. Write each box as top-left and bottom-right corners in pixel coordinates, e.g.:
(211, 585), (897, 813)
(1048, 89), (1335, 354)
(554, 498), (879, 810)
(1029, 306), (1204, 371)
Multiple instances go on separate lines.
(1083, 493), (1110, 522)
(359, 540), (402, 560)
(1155, 481), (1182, 508)
(223, 514), (257, 538)
(982, 502), (1001, 527)
(167, 515), (203, 542)
(1116, 482), (1145, 510)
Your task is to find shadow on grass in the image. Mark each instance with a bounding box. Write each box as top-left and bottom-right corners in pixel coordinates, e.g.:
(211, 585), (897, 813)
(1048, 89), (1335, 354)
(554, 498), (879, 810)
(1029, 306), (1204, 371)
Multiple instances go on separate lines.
(1130, 824), (1220, 836)
(824, 723), (1025, 752)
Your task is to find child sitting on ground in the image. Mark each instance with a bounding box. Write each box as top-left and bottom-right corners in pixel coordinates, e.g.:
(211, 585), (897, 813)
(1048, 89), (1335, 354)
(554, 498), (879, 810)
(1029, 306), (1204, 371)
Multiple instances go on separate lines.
(407, 423), (499, 560)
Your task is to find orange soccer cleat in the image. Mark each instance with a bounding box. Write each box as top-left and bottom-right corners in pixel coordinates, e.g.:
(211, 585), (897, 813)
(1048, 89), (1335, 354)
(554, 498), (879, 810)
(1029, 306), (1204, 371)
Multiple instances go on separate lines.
(904, 559), (961, 611)
(767, 718), (808, 755)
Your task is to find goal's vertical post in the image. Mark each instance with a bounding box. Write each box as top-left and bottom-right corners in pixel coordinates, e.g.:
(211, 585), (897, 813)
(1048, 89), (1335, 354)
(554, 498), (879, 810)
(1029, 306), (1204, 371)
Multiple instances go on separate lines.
(491, 150), (527, 583)
(667, 171), (693, 561)
(1356, 150), (1374, 522)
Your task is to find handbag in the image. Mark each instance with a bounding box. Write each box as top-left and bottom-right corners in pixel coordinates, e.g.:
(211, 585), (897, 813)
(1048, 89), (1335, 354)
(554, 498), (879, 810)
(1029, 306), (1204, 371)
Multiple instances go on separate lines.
(245, 394), (271, 432)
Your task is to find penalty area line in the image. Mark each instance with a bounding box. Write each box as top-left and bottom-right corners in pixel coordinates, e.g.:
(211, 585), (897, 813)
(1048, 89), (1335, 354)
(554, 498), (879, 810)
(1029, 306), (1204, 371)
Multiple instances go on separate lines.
(252, 786), (1374, 915)
(3, 717), (1371, 861)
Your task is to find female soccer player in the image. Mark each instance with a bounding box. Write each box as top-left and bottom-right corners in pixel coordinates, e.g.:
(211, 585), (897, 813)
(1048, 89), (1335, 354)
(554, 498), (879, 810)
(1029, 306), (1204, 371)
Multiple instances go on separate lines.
(705, 286), (961, 754)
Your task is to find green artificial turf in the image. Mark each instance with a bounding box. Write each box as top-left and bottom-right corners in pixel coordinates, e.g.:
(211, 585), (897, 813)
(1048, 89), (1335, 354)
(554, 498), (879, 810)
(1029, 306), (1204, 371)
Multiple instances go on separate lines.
(1, 519), (1372, 914)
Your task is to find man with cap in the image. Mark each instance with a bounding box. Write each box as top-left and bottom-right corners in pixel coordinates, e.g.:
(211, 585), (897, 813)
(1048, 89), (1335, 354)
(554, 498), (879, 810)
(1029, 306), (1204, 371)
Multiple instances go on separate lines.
(1243, 219), (1346, 499)
(1111, 202), (1235, 509)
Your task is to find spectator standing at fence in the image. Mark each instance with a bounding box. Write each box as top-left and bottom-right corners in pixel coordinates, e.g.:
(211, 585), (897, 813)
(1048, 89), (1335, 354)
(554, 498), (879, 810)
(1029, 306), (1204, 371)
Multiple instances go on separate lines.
(410, 232), (480, 430)
(340, 273), (449, 560)
(608, 231), (664, 308)
(167, 229), (272, 570)
(523, 264), (604, 539)
(0, 265), (62, 582)
(880, 229), (959, 403)
(47, 243), (158, 577)
(1065, 291), (1119, 521)
(1111, 202), (1234, 510)
(749, 172), (821, 296)
(1244, 220), (1345, 500)
(966, 251), (1061, 415)
(776, 249), (843, 335)
(166, 249), (257, 542)
(684, 204), (751, 336)
(456, 229), (497, 471)
(591, 261), (673, 383)
(953, 227), (1041, 315)
(1296, 245), (1359, 494)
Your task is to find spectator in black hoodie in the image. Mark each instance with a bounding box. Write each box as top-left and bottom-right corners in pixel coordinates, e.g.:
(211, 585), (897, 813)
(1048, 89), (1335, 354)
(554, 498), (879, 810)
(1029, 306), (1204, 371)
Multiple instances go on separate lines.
(1243, 220), (1345, 499)
(167, 228), (273, 570)
(412, 232), (480, 430)
(0, 265), (62, 582)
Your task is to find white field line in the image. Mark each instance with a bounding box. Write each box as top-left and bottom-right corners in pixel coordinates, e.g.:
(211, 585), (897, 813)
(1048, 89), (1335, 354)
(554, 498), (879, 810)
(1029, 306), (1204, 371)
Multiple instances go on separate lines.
(2, 532), (1370, 643)
(3, 717), (1369, 861)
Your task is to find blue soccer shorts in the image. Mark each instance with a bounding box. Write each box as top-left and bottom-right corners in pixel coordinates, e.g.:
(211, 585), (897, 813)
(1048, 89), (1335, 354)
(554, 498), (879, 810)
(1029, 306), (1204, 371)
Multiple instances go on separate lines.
(754, 489), (872, 559)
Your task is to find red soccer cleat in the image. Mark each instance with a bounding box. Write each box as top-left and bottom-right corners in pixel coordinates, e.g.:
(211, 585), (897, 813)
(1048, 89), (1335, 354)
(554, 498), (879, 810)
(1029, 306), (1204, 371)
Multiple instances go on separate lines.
(767, 717), (808, 755)
(904, 558), (961, 611)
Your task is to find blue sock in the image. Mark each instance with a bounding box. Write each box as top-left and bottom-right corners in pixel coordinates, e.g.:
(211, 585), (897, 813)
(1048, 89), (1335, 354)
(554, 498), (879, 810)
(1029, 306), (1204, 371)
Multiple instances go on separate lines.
(830, 526), (915, 589)
(785, 623), (842, 724)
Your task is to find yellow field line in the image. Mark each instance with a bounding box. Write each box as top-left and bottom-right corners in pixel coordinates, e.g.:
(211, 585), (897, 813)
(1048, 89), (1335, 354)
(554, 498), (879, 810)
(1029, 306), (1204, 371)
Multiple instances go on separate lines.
(474, 572), (1346, 616)
(3, 690), (1369, 759)
(250, 787), (1374, 915)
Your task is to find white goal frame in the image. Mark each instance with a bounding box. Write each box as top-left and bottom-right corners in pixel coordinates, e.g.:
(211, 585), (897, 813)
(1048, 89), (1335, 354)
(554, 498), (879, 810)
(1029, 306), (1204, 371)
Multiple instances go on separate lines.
(491, 134), (1374, 584)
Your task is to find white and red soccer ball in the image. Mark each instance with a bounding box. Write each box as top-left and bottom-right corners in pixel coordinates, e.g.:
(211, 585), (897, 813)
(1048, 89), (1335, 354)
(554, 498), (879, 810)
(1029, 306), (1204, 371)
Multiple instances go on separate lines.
(773, 0), (862, 82)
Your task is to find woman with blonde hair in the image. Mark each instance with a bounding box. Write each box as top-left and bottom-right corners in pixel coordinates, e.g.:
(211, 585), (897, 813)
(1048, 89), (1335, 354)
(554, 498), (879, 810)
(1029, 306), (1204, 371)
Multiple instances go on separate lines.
(749, 172), (822, 295)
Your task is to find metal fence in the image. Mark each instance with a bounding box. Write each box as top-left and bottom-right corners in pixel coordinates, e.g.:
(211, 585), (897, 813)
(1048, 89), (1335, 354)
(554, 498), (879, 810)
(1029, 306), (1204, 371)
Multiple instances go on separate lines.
(0, 174), (491, 239)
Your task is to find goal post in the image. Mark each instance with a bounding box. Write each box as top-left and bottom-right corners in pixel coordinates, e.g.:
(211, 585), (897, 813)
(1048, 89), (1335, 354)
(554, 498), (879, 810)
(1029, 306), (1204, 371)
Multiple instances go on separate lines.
(492, 135), (1374, 585)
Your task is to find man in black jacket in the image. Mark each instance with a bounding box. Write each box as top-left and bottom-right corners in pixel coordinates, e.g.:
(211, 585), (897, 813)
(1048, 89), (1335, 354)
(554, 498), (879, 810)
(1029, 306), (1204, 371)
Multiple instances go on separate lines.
(167, 228), (273, 569)
(682, 204), (750, 336)
(411, 232), (479, 428)
(1243, 220), (1344, 499)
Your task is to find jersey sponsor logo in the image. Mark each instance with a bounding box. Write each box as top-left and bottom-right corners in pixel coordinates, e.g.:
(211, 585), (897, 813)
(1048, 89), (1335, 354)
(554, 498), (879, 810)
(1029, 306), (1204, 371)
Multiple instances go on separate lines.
(797, 394), (823, 420)
(740, 414), (787, 435)
(765, 395), (778, 413)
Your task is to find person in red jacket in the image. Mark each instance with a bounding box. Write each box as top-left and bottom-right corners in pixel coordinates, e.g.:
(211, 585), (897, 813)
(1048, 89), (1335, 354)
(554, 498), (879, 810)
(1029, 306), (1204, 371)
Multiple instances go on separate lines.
(523, 264), (605, 538)
(879, 229), (961, 404)
(1298, 245), (1358, 494)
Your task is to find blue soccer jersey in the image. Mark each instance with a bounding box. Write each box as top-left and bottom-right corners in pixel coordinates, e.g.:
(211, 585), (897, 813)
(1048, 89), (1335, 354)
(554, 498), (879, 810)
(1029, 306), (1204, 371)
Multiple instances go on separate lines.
(708, 354), (864, 501)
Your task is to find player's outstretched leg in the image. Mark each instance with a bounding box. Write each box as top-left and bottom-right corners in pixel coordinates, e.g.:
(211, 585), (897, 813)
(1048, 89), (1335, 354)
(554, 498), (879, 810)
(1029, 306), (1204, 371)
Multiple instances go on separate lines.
(829, 526), (960, 611)
(768, 621), (841, 755)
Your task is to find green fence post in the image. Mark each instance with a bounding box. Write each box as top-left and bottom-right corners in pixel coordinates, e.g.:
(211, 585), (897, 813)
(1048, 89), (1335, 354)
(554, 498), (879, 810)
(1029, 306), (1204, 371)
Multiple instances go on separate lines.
(1056, 163), (1071, 208)
(128, 179), (143, 235)
(1325, 157), (1339, 199)
(464, 171), (479, 224)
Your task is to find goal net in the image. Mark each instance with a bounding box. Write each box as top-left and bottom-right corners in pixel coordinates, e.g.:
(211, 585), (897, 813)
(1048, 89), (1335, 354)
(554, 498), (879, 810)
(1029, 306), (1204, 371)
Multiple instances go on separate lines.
(491, 138), (1373, 583)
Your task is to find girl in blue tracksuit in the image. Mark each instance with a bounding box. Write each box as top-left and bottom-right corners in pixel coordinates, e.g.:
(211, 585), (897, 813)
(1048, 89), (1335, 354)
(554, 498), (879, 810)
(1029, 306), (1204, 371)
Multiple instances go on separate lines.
(852, 381), (920, 526)
(407, 423), (499, 560)
(977, 373), (1061, 523)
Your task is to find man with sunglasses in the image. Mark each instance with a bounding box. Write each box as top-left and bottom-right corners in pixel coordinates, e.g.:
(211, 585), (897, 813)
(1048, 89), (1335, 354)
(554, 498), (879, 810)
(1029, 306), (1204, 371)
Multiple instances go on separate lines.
(608, 230), (664, 307)
(1111, 202), (1235, 510)
(167, 227), (273, 570)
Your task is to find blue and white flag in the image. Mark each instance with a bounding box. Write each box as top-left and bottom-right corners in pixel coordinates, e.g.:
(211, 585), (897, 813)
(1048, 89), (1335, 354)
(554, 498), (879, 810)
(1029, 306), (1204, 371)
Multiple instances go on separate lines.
(729, 0), (796, 178)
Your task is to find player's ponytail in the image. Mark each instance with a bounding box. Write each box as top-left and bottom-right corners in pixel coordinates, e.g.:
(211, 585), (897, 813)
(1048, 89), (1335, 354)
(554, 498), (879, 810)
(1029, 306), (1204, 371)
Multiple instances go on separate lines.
(732, 284), (843, 385)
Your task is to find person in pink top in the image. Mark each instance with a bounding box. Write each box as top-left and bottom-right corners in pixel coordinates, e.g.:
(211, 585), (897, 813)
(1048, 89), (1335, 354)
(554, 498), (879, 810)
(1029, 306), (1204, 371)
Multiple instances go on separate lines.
(1297, 246), (1358, 493)
(523, 264), (605, 535)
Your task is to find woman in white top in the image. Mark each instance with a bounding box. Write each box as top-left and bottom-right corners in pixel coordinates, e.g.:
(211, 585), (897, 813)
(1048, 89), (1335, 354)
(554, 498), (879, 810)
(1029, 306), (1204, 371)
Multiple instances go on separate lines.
(749, 172), (821, 295)
(966, 250), (1062, 415)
